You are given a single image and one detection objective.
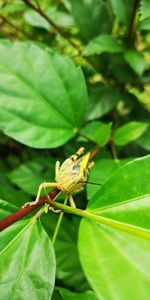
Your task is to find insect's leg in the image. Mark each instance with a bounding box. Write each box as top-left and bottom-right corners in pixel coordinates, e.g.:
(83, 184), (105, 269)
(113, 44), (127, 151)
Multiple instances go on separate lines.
(35, 182), (57, 204)
(75, 187), (84, 193)
(49, 206), (61, 214)
(71, 147), (85, 162)
(55, 161), (60, 180)
(23, 182), (57, 207)
(68, 194), (76, 208)
(87, 161), (94, 170)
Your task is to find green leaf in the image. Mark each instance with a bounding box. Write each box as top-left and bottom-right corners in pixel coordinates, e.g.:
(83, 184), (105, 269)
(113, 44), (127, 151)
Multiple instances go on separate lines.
(0, 1), (26, 13)
(114, 121), (148, 145)
(136, 125), (150, 151)
(0, 198), (19, 219)
(87, 159), (129, 200)
(140, 17), (150, 30)
(110, 0), (135, 26)
(69, 0), (114, 42)
(0, 41), (88, 148)
(42, 214), (89, 291)
(24, 10), (50, 30)
(0, 182), (30, 207)
(7, 159), (55, 196)
(80, 121), (112, 147)
(87, 85), (121, 121)
(83, 35), (123, 56)
(24, 7), (74, 30)
(0, 219), (56, 299)
(124, 50), (148, 76)
(79, 155), (150, 300)
(140, 0), (150, 21)
(57, 287), (99, 300)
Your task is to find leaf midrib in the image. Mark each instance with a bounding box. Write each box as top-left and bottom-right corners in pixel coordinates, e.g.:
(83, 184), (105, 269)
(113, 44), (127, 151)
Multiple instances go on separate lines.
(0, 63), (74, 128)
(90, 193), (150, 214)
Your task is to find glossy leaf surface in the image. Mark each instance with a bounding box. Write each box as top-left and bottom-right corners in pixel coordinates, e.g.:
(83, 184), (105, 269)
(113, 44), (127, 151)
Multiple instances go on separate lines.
(0, 219), (56, 299)
(79, 155), (150, 299)
(0, 41), (88, 148)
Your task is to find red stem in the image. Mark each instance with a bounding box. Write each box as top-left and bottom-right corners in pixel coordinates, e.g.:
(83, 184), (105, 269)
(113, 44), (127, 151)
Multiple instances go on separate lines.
(0, 188), (60, 231)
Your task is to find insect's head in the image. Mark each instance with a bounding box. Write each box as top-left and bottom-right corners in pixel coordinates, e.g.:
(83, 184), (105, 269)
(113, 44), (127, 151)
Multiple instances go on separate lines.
(72, 152), (93, 183)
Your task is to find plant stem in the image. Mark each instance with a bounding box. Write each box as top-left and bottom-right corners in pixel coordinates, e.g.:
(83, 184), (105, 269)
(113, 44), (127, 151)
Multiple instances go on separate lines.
(52, 195), (68, 245)
(127, 0), (140, 47)
(110, 141), (119, 161)
(46, 198), (150, 240)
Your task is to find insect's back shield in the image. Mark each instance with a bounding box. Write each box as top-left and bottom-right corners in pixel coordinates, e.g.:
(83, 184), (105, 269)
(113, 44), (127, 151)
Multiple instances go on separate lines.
(56, 152), (91, 193)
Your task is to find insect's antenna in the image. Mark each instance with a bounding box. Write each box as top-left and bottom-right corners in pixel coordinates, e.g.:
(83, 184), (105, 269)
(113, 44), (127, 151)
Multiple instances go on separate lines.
(80, 181), (102, 186)
(86, 181), (102, 186)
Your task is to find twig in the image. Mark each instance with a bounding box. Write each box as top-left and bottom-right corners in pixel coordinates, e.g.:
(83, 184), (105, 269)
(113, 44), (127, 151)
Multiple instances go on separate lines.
(22, 0), (80, 50)
(0, 188), (60, 231)
(127, 0), (140, 47)
(22, 0), (100, 73)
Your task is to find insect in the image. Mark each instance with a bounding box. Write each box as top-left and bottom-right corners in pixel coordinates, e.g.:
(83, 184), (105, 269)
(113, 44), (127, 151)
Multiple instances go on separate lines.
(26, 147), (94, 208)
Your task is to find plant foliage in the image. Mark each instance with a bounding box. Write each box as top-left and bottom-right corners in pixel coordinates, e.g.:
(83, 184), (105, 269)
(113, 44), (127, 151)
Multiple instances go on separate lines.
(0, 0), (150, 299)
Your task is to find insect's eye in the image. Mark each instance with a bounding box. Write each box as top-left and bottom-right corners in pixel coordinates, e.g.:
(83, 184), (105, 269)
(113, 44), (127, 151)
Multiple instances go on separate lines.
(72, 164), (80, 174)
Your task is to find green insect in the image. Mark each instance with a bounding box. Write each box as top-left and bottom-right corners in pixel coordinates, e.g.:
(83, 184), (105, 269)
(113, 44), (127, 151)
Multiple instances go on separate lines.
(27, 147), (94, 208)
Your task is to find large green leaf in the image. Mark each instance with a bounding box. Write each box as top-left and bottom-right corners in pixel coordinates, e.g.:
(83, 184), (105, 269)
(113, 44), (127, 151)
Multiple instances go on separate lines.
(87, 159), (129, 200)
(69, 0), (113, 42)
(0, 218), (56, 299)
(114, 121), (148, 145)
(83, 35), (123, 56)
(0, 41), (88, 148)
(79, 155), (150, 299)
